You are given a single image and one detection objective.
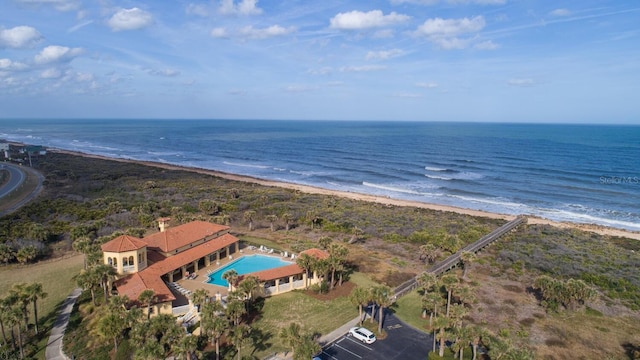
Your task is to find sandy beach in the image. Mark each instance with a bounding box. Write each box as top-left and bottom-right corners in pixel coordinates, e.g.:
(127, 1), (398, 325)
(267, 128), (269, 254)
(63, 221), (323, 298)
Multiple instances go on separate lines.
(52, 149), (640, 241)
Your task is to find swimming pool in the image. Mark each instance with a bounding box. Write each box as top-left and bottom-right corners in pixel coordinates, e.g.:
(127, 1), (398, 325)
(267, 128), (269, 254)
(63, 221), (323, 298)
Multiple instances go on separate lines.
(207, 254), (293, 287)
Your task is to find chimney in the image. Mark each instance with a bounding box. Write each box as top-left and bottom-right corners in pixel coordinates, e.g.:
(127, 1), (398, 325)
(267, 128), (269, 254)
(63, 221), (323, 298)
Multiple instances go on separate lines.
(158, 217), (171, 232)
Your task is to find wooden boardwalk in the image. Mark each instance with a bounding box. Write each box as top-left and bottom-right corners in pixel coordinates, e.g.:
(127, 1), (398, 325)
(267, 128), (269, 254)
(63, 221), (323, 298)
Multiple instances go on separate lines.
(394, 216), (527, 298)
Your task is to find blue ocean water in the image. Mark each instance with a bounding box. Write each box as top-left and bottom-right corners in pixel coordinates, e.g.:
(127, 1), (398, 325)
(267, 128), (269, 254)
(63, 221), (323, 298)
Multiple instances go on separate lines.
(1, 119), (639, 231)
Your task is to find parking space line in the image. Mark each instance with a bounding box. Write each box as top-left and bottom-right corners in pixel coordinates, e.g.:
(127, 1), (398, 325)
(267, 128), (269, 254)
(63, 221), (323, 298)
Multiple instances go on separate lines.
(334, 343), (363, 359)
(344, 336), (374, 351)
(321, 350), (339, 360)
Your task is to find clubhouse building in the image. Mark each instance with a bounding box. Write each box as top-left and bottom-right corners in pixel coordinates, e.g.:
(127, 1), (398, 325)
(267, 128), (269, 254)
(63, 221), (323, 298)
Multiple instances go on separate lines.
(101, 219), (327, 316)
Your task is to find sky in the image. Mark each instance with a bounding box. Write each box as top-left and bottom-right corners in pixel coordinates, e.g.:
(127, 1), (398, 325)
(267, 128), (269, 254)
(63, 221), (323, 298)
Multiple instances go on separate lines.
(0, 0), (639, 123)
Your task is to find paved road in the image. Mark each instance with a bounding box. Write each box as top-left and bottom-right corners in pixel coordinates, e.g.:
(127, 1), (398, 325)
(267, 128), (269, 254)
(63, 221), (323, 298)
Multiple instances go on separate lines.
(46, 288), (82, 360)
(317, 309), (432, 360)
(0, 163), (25, 198)
(0, 163), (44, 216)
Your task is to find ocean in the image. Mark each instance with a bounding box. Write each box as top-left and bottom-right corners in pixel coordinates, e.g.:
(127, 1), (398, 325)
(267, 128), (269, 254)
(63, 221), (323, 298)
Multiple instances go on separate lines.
(1, 119), (639, 231)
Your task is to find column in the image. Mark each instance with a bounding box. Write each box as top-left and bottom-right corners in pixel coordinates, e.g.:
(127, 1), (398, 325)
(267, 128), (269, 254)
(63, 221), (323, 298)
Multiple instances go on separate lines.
(275, 279), (280, 294)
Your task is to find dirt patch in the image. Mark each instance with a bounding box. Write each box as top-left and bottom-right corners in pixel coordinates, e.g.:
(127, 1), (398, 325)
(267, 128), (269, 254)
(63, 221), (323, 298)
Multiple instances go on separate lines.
(304, 281), (356, 301)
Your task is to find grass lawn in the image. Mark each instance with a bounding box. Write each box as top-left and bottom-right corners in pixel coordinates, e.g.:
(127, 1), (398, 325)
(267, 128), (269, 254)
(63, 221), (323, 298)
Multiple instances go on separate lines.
(0, 254), (84, 359)
(393, 289), (431, 333)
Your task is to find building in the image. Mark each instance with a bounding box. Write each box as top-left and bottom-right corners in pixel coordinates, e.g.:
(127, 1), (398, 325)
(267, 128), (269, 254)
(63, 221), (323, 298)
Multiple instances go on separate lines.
(101, 219), (329, 317)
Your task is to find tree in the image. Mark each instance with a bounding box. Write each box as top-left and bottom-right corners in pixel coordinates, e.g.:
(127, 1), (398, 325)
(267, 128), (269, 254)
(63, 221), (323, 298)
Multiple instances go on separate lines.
(94, 264), (117, 303)
(190, 288), (209, 313)
(27, 223), (49, 242)
(75, 269), (101, 306)
(9, 284), (30, 332)
(318, 236), (332, 250)
(294, 335), (321, 360)
(280, 322), (302, 355)
(349, 226), (363, 244)
(0, 243), (15, 264)
(175, 334), (199, 360)
(25, 283), (47, 335)
(237, 275), (259, 309)
(328, 243), (348, 289)
(281, 212), (292, 231)
(440, 273), (460, 317)
(72, 236), (92, 270)
(295, 253), (314, 289)
(460, 251), (476, 280)
(225, 297), (246, 326)
(0, 296), (13, 347)
(5, 307), (23, 359)
(433, 314), (450, 357)
(229, 324), (250, 360)
(349, 287), (370, 326)
(266, 214), (278, 232)
(199, 200), (219, 215)
(132, 314), (184, 359)
(222, 269), (239, 291)
(243, 210), (256, 231)
(373, 286), (394, 333)
(138, 289), (157, 320)
(419, 243), (441, 264)
(15, 246), (37, 265)
(201, 303), (228, 360)
(97, 313), (122, 353)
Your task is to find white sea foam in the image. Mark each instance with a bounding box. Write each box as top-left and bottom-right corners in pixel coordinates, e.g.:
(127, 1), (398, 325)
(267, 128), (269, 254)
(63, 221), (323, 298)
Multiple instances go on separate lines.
(425, 174), (453, 181)
(223, 161), (269, 169)
(425, 166), (447, 172)
(362, 181), (441, 196)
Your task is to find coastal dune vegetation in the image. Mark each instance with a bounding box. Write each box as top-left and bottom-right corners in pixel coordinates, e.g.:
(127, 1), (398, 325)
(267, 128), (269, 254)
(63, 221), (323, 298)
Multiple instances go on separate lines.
(0, 151), (638, 359)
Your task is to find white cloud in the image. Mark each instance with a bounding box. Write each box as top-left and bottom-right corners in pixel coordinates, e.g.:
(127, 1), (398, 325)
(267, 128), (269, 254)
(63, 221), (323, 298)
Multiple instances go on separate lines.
(68, 20), (94, 33)
(107, 8), (153, 32)
(307, 67), (333, 76)
(474, 40), (499, 50)
(415, 16), (485, 36)
(15, 0), (80, 12)
(219, 0), (262, 15)
(391, 0), (505, 4)
(210, 28), (229, 38)
(0, 58), (29, 71)
(549, 8), (571, 17)
(41, 68), (62, 79)
(373, 29), (395, 38)
(239, 25), (295, 39)
(340, 65), (386, 72)
(414, 16), (486, 49)
(146, 68), (180, 77)
(186, 3), (210, 17)
(507, 78), (534, 87)
(393, 92), (422, 98)
(416, 82), (438, 88)
(330, 10), (410, 30)
(0, 26), (43, 48)
(365, 49), (405, 60)
(34, 45), (83, 65)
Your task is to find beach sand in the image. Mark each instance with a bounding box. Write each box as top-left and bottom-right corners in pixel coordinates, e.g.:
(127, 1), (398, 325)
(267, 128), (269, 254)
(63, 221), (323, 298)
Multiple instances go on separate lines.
(52, 149), (640, 241)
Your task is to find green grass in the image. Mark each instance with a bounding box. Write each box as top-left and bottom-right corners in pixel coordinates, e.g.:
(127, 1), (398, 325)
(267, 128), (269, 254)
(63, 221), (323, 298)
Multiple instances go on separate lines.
(394, 289), (431, 333)
(348, 271), (380, 288)
(250, 290), (358, 358)
(0, 254), (84, 359)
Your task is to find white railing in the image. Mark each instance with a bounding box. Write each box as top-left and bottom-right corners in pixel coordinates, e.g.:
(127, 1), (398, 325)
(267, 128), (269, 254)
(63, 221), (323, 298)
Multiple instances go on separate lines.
(172, 304), (190, 316)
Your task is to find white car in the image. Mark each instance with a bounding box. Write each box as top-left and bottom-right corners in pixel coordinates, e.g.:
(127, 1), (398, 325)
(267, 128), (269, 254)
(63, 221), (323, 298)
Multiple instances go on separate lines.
(348, 326), (376, 344)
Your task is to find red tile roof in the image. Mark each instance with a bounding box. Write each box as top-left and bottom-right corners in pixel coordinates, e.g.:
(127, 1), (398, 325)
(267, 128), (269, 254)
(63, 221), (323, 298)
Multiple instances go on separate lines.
(300, 248), (329, 260)
(101, 235), (147, 253)
(247, 263), (303, 281)
(114, 232), (239, 305)
(142, 221), (229, 253)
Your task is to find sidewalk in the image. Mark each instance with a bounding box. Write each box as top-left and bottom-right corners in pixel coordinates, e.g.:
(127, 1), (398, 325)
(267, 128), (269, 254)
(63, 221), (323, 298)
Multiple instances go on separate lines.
(46, 288), (82, 360)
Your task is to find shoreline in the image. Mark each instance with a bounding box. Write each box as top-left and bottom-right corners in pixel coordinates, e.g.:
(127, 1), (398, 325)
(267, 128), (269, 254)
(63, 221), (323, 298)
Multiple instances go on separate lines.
(51, 148), (640, 240)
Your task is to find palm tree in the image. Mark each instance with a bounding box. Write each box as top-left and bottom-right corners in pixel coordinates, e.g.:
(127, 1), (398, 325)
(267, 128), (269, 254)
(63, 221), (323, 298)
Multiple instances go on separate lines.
(201, 304), (228, 360)
(72, 236), (92, 269)
(138, 289), (157, 320)
(9, 284), (30, 332)
(433, 314), (450, 357)
(237, 275), (259, 309)
(222, 269), (239, 291)
(243, 210), (256, 231)
(349, 226), (363, 244)
(75, 269), (101, 305)
(190, 288), (209, 312)
(349, 287), (370, 326)
(318, 236), (332, 250)
(175, 334), (199, 360)
(0, 243), (15, 264)
(328, 243), (348, 289)
(266, 214), (278, 231)
(5, 307), (23, 359)
(295, 253), (314, 289)
(294, 335), (321, 360)
(0, 296), (11, 346)
(374, 286), (394, 333)
(97, 312), (122, 352)
(229, 323), (250, 360)
(419, 243), (441, 264)
(281, 212), (292, 231)
(279, 322), (302, 355)
(440, 273), (459, 317)
(25, 282), (47, 335)
(15, 245), (36, 264)
(94, 264), (117, 303)
(225, 298), (246, 326)
(460, 251), (476, 280)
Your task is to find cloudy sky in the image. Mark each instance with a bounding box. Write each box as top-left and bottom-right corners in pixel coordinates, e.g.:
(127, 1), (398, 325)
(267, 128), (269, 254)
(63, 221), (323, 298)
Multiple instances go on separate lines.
(1, 0), (639, 123)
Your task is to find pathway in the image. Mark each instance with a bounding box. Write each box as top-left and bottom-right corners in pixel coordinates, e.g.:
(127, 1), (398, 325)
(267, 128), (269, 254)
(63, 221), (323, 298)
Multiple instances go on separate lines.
(45, 288), (82, 360)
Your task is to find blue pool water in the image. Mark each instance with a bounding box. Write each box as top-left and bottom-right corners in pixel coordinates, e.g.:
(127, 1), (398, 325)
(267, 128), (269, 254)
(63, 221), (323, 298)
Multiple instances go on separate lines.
(207, 254), (293, 286)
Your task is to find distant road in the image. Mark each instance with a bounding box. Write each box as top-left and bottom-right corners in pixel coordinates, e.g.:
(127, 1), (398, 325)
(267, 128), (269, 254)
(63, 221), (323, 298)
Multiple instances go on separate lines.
(0, 163), (25, 198)
(0, 163), (44, 216)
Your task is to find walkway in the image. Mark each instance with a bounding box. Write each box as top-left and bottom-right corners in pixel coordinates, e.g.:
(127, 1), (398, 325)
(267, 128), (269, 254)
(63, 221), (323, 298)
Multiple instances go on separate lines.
(46, 288), (82, 360)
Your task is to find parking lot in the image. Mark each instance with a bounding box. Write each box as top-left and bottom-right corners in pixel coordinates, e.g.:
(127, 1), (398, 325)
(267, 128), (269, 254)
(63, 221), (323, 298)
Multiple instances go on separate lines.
(317, 311), (433, 360)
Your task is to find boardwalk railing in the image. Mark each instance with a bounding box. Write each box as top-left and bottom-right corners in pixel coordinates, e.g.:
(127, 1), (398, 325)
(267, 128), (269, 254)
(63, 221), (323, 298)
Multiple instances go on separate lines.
(393, 216), (527, 298)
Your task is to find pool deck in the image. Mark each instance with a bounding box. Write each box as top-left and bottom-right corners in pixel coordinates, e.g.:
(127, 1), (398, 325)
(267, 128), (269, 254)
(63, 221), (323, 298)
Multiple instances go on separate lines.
(175, 246), (296, 298)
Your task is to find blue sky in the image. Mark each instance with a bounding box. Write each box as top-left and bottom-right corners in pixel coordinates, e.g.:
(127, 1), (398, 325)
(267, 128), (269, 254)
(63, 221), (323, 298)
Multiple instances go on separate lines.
(0, 0), (639, 123)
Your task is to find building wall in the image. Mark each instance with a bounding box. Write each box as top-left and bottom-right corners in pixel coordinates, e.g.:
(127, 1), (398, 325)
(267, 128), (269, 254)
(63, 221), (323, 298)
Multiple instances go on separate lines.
(104, 248), (147, 275)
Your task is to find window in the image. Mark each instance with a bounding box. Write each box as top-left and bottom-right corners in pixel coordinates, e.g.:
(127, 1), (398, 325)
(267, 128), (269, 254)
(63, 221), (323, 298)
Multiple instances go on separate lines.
(108, 257), (113, 265)
(113, 258), (117, 266)
(129, 256), (134, 266)
(138, 253), (142, 264)
(123, 257), (128, 266)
